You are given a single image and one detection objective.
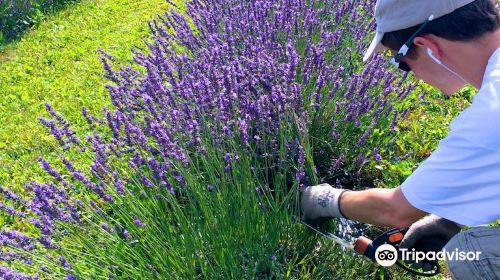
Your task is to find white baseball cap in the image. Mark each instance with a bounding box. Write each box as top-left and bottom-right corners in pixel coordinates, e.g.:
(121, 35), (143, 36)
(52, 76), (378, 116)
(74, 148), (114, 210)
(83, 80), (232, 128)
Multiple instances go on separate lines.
(363, 0), (476, 62)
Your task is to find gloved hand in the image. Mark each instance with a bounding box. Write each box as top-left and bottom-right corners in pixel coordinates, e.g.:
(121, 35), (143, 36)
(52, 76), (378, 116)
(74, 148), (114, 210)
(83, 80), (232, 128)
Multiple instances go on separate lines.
(300, 183), (348, 222)
(399, 214), (463, 271)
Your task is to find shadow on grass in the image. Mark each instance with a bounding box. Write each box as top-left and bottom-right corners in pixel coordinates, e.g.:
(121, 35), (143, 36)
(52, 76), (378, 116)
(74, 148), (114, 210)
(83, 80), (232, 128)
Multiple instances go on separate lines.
(0, 0), (80, 51)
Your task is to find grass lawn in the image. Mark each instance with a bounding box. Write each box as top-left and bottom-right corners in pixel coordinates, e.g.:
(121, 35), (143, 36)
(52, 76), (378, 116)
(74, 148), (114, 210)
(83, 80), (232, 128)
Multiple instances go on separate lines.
(0, 0), (184, 190)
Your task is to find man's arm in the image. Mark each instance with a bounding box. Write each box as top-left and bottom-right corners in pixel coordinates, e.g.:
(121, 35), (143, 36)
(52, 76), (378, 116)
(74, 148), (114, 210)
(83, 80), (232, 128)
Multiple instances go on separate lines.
(340, 186), (427, 228)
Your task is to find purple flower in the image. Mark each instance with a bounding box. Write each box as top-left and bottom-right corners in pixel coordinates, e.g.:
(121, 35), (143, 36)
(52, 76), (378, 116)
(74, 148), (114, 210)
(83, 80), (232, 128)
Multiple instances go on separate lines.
(114, 177), (125, 196)
(58, 255), (71, 270)
(0, 202), (25, 218)
(0, 251), (32, 265)
(172, 170), (186, 187)
(0, 265), (35, 280)
(133, 217), (146, 228)
(38, 157), (62, 181)
(40, 103), (82, 149)
(0, 186), (23, 204)
(255, 187), (263, 195)
(0, 230), (34, 251)
(38, 235), (59, 250)
(100, 223), (112, 233)
(373, 148), (383, 161)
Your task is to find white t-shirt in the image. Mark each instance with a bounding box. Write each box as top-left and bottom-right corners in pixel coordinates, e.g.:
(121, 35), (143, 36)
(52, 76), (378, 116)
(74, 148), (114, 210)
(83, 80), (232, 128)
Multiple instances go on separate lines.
(401, 47), (500, 227)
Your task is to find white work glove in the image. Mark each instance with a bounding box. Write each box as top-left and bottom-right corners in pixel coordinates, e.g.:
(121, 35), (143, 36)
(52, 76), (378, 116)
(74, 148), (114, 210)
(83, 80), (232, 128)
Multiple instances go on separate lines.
(399, 214), (463, 270)
(300, 183), (348, 222)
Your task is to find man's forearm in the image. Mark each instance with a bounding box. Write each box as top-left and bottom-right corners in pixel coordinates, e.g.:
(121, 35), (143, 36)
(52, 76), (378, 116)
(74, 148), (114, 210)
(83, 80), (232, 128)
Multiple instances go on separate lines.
(339, 186), (427, 228)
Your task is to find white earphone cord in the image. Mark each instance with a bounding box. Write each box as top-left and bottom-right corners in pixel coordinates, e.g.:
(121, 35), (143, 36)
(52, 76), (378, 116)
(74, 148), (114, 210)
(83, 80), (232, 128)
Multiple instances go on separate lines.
(427, 48), (469, 84)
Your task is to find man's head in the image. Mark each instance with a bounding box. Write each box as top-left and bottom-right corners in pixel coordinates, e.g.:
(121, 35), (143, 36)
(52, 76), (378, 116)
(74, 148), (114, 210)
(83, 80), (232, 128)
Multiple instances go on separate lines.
(364, 0), (500, 95)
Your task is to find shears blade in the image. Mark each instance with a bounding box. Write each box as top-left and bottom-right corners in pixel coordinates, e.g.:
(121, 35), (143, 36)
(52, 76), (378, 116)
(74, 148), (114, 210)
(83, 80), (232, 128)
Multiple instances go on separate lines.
(300, 220), (355, 250)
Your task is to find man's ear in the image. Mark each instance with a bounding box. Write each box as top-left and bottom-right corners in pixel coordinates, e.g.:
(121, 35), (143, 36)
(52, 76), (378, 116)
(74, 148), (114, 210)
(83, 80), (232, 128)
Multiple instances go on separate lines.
(414, 35), (442, 60)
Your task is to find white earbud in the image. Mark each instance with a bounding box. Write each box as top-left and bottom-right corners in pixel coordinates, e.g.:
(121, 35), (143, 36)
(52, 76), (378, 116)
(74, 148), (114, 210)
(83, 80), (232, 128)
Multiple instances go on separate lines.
(427, 48), (442, 64)
(427, 48), (469, 84)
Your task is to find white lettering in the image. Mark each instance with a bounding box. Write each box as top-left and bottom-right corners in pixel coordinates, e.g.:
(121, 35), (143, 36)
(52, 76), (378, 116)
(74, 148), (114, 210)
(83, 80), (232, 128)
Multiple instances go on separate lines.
(415, 251), (425, 263)
(397, 248), (482, 264)
(466, 251), (477, 260)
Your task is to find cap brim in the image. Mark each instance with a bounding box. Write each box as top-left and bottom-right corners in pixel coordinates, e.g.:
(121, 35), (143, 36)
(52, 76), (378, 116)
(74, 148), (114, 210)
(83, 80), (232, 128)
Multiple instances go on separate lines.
(363, 31), (386, 63)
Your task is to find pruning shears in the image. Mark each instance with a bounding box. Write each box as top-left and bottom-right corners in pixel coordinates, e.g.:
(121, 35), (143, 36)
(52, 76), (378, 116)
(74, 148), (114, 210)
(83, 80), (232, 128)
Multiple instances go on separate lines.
(301, 220), (442, 277)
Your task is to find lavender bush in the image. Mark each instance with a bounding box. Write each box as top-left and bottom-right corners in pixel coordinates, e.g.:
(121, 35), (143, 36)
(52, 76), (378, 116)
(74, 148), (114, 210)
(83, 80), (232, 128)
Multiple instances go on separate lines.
(0, 0), (416, 278)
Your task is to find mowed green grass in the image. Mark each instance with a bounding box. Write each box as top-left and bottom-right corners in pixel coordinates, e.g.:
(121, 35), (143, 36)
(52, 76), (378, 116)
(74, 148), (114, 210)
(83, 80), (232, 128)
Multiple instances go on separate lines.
(0, 0), (183, 189)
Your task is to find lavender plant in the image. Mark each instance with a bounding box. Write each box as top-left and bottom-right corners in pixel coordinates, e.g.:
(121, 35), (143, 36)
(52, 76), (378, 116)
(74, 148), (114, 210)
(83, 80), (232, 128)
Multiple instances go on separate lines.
(0, 0), (415, 278)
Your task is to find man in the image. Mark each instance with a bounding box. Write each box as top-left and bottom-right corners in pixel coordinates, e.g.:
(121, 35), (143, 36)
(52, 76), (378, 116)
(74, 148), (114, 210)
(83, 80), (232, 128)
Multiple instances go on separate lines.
(301, 0), (500, 279)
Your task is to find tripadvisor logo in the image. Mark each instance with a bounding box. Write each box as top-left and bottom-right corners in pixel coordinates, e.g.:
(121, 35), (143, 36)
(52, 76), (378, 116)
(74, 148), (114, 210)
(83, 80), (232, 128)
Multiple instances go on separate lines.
(374, 244), (482, 267)
(375, 244), (398, 267)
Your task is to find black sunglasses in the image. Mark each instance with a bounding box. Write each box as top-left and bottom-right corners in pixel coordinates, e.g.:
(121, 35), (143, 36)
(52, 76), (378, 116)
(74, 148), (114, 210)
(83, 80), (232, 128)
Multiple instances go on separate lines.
(397, 61), (412, 72)
(390, 15), (434, 72)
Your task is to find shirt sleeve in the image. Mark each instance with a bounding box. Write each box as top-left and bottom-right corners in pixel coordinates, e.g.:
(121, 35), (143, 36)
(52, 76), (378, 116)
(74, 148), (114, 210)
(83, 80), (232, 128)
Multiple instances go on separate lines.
(401, 132), (500, 227)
